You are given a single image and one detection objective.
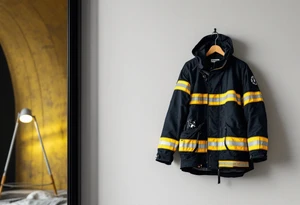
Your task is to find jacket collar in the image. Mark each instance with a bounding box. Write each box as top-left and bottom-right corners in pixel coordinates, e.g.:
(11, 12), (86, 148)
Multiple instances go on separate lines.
(192, 33), (234, 70)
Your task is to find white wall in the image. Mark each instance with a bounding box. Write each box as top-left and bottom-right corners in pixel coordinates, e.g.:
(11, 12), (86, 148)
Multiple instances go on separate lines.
(82, 0), (300, 204)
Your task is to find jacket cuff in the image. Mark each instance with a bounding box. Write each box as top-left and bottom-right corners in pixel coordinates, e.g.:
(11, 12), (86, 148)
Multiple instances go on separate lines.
(250, 150), (267, 163)
(156, 150), (174, 165)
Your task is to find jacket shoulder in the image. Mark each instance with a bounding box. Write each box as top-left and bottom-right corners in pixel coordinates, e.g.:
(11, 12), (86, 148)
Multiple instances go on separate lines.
(181, 58), (199, 75)
(184, 57), (199, 69)
(230, 55), (250, 72)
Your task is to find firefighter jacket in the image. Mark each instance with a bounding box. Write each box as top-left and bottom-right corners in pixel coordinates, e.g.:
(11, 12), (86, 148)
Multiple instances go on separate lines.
(156, 34), (268, 180)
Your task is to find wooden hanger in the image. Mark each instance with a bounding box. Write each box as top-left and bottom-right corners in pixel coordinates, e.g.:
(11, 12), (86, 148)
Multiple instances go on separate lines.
(206, 28), (225, 56)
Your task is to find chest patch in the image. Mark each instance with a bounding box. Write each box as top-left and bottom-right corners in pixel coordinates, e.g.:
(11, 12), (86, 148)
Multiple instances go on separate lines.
(251, 76), (257, 85)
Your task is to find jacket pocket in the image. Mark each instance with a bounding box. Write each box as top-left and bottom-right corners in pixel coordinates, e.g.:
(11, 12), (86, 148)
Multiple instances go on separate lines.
(179, 122), (204, 154)
(181, 121), (204, 139)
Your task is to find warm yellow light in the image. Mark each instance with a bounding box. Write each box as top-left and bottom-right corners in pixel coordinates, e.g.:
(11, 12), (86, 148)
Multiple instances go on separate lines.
(19, 108), (33, 123)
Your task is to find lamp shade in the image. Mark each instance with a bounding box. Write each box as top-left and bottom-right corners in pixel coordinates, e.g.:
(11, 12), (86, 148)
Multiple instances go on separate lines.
(19, 108), (33, 123)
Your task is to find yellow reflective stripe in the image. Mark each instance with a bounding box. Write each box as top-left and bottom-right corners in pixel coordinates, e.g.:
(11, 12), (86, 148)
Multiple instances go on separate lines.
(209, 98), (241, 106)
(208, 145), (248, 151)
(190, 90), (242, 106)
(177, 80), (190, 86)
(190, 93), (208, 105)
(219, 160), (249, 168)
(248, 136), (268, 143)
(174, 80), (191, 95)
(209, 90), (241, 99)
(179, 137), (248, 152)
(243, 91), (263, 106)
(209, 90), (242, 106)
(179, 139), (207, 152)
(248, 136), (268, 151)
(244, 98), (263, 106)
(191, 93), (208, 97)
(174, 86), (191, 94)
(208, 137), (248, 143)
(158, 145), (176, 151)
(208, 137), (248, 151)
(158, 137), (178, 151)
(243, 91), (262, 97)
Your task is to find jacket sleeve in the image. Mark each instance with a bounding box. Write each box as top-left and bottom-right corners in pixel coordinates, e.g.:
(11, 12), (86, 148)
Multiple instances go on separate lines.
(242, 65), (268, 162)
(156, 65), (191, 165)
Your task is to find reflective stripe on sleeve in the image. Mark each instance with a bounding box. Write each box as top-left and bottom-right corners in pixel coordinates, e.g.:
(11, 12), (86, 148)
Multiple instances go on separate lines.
(158, 137), (179, 151)
(174, 80), (191, 95)
(243, 91), (263, 106)
(179, 139), (207, 153)
(248, 136), (268, 151)
(219, 160), (249, 168)
(208, 137), (248, 151)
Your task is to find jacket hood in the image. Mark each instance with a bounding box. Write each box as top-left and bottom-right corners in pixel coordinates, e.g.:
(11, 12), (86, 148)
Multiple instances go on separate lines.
(192, 33), (234, 69)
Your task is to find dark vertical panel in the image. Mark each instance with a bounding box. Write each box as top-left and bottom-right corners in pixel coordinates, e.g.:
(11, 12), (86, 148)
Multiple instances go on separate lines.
(68, 0), (81, 204)
(0, 45), (15, 187)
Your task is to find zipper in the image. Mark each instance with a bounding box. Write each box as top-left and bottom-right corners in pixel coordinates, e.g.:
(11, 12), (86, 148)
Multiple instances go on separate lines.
(203, 68), (221, 184)
(202, 72), (210, 168)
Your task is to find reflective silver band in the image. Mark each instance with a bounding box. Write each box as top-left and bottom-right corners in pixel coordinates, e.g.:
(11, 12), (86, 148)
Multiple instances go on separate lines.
(158, 137), (179, 151)
(208, 141), (247, 147)
(159, 140), (178, 148)
(179, 142), (207, 149)
(176, 83), (190, 90)
(248, 140), (268, 147)
(209, 93), (241, 103)
(243, 94), (263, 102)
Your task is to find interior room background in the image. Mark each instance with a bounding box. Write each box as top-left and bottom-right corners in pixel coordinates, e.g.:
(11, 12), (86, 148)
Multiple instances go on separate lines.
(0, 0), (67, 190)
(82, 0), (300, 204)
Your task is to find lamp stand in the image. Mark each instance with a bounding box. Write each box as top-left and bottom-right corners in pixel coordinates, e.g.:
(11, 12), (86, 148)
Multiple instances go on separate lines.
(0, 115), (57, 196)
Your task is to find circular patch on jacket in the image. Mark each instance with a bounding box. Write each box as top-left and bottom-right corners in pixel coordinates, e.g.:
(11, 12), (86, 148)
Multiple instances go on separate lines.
(251, 76), (257, 85)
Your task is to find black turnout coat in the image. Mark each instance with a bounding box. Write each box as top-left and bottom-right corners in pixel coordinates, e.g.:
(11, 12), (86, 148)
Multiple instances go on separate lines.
(156, 34), (268, 180)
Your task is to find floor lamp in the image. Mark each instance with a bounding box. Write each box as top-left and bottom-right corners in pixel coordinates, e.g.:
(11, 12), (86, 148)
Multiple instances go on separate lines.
(0, 108), (57, 196)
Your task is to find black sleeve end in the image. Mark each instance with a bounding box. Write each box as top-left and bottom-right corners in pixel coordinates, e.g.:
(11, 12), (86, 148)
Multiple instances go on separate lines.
(156, 158), (172, 165)
(250, 150), (267, 163)
(156, 150), (174, 165)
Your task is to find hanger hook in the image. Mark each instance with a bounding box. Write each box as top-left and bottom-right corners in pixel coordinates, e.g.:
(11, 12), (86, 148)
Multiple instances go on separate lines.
(215, 33), (219, 45)
(213, 28), (219, 45)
